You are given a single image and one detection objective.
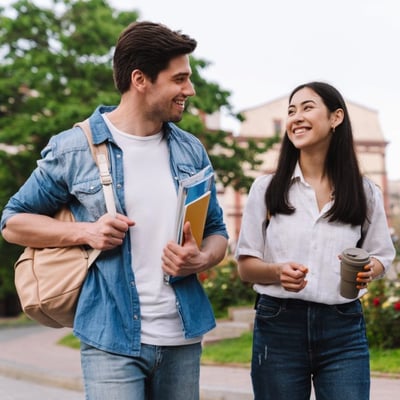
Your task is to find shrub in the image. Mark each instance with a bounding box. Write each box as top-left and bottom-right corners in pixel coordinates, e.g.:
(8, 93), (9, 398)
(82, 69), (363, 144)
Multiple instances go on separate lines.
(361, 273), (400, 349)
(200, 257), (256, 318)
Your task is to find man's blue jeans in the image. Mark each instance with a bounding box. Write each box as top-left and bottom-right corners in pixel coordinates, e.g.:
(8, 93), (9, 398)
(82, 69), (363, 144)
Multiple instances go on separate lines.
(80, 342), (202, 400)
(251, 295), (370, 400)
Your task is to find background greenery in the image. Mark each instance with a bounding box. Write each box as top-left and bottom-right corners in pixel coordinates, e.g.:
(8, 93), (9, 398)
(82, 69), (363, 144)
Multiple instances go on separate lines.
(362, 275), (400, 349)
(199, 257), (256, 318)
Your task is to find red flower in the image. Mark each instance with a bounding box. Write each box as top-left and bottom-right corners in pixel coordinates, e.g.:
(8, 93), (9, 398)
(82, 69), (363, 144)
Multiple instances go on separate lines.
(394, 302), (400, 311)
(198, 272), (209, 283)
(373, 297), (380, 307)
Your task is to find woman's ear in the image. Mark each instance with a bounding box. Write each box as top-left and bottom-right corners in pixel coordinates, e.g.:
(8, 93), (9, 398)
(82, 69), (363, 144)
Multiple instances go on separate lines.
(331, 108), (344, 130)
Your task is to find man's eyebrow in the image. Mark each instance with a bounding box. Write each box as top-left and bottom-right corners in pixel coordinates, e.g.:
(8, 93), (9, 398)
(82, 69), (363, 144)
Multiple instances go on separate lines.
(173, 72), (190, 78)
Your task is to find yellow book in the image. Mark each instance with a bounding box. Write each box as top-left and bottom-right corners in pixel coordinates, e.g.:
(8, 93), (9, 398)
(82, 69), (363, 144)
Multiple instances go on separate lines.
(182, 190), (211, 247)
(165, 166), (213, 284)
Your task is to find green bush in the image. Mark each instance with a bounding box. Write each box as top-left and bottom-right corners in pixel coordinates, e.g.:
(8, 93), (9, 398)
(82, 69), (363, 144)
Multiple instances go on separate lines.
(200, 258), (256, 318)
(361, 273), (400, 349)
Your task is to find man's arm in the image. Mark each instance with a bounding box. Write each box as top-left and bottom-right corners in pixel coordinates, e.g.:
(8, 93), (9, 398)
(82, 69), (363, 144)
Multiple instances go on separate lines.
(2, 213), (134, 250)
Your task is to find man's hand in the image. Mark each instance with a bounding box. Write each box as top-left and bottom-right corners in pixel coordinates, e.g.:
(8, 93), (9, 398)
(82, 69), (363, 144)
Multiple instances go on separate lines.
(161, 221), (206, 278)
(85, 213), (135, 250)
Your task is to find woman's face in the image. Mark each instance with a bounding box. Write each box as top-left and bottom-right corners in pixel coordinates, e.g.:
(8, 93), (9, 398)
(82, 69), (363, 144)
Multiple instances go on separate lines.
(286, 87), (339, 153)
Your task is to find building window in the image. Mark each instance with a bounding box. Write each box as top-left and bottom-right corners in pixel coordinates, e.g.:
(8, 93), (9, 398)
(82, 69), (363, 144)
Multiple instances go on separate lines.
(273, 119), (282, 135)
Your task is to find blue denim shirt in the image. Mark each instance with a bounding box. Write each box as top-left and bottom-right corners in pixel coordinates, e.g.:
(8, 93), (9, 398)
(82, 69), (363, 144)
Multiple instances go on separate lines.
(1, 105), (228, 356)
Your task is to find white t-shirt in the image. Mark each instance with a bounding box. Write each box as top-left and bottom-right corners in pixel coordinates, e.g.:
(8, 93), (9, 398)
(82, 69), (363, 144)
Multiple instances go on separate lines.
(103, 115), (200, 345)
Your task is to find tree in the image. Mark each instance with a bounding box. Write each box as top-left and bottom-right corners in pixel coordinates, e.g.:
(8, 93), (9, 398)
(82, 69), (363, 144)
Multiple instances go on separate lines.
(0, 0), (278, 311)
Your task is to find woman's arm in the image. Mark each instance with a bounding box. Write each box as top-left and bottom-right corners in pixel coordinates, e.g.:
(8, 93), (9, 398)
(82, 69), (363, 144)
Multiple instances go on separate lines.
(238, 255), (308, 292)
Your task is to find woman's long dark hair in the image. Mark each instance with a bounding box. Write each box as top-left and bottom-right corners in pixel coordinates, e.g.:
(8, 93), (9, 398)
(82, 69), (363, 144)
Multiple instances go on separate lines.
(265, 81), (367, 226)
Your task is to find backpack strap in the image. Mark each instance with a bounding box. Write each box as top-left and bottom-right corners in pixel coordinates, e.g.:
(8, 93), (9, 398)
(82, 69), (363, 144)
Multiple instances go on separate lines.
(74, 119), (117, 265)
(74, 119), (117, 218)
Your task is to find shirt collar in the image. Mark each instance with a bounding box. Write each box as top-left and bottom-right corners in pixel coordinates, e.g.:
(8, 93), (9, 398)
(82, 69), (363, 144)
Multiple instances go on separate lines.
(291, 162), (306, 185)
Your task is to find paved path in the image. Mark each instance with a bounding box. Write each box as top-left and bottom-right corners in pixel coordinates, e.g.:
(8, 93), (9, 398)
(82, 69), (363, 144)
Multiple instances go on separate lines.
(0, 375), (84, 400)
(0, 324), (399, 399)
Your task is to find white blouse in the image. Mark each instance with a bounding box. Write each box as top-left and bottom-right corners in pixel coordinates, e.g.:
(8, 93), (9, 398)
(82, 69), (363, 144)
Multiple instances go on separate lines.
(235, 165), (396, 304)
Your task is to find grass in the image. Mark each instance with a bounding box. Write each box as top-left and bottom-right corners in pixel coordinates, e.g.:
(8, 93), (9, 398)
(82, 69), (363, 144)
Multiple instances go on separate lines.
(0, 313), (36, 328)
(202, 331), (252, 366)
(57, 332), (81, 349)
(58, 330), (400, 375)
(201, 331), (400, 375)
(369, 347), (400, 374)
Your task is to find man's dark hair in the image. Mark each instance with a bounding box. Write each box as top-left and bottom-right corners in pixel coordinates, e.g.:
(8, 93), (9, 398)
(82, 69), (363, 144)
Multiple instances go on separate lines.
(113, 21), (197, 93)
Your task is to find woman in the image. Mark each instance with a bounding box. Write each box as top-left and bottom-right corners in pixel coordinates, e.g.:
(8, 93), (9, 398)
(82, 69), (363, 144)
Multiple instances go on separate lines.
(235, 81), (395, 400)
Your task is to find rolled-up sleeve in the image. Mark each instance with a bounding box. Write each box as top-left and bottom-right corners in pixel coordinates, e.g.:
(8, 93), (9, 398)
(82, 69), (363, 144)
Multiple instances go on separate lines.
(362, 184), (396, 273)
(235, 175), (272, 260)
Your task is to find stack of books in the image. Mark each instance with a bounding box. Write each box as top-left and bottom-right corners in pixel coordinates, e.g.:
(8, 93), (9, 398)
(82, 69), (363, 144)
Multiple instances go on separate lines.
(174, 165), (214, 247)
(165, 166), (214, 284)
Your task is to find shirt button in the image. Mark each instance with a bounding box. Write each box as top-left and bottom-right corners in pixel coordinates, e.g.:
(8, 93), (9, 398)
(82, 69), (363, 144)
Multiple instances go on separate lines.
(133, 315), (138, 320)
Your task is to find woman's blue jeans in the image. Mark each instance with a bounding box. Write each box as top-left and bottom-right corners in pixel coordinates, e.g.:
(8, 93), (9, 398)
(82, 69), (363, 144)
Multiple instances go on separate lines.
(80, 342), (202, 400)
(251, 295), (370, 400)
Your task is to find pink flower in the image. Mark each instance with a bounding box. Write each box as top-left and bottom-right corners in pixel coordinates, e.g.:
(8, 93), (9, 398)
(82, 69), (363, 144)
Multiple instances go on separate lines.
(394, 302), (400, 311)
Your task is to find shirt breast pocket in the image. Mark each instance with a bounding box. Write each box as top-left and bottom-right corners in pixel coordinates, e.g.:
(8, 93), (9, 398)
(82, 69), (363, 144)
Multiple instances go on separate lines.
(71, 178), (107, 220)
(176, 163), (200, 180)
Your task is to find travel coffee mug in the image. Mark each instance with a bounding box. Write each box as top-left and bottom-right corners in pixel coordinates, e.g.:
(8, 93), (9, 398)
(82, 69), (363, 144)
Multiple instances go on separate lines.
(340, 247), (371, 299)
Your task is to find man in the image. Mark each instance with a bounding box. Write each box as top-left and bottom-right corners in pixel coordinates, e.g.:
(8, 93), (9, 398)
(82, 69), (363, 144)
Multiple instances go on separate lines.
(1, 21), (228, 400)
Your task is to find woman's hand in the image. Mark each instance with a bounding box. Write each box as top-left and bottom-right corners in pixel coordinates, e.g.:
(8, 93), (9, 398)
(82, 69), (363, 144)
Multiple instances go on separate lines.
(279, 263), (309, 292)
(356, 259), (376, 289)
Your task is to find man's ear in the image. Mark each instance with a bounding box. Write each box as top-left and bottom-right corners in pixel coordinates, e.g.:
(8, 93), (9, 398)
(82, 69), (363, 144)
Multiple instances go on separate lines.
(131, 69), (147, 91)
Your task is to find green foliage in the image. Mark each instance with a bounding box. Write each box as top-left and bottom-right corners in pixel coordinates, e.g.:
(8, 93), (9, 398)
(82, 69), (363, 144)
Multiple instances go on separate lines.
(0, 0), (137, 304)
(200, 258), (256, 318)
(361, 273), (400, 349)
(208, 133), (280, 192)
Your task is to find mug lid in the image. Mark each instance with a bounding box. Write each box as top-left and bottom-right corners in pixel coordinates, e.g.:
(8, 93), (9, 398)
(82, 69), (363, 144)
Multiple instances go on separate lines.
(342, 247), (370, 262)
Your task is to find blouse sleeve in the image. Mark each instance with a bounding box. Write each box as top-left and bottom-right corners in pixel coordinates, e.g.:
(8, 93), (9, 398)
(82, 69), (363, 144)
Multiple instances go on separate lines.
(362, 182), (396, 274)
(235, 175), (273, 260)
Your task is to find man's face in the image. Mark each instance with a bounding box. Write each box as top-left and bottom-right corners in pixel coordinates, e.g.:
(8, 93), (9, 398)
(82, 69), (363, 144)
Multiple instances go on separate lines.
(144, 54), (196, 123)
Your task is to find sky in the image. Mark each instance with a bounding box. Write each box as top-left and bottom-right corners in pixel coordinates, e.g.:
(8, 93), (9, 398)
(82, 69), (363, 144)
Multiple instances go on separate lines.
(2, 0), (399, 180)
